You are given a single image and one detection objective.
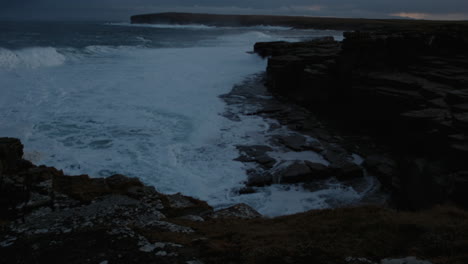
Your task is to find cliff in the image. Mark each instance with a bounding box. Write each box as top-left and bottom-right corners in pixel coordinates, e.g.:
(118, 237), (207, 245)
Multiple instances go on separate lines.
(254, 27), (468, 210)
(130, 12), (468, 31)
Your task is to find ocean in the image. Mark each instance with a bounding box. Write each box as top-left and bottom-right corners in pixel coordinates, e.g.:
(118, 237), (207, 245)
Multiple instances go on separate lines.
(0, 21), (374, 216)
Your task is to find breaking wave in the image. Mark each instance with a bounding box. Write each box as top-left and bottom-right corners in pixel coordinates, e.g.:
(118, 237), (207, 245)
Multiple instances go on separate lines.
(107, 22), (293, 31)
(107, 22), (217, 30)
(0, 47), (66, 69)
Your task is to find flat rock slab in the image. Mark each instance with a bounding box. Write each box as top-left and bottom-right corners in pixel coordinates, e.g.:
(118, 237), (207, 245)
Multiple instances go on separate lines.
(210, 203), (262, 219)
(381, 257), (432, 264)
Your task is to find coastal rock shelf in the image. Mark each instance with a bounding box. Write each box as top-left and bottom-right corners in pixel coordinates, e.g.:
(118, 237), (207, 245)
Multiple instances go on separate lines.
(1, 138), (468, 263)
(253, 28), (468, 209)
(0, 138), (260, 263)
(220, 74), (383, 206)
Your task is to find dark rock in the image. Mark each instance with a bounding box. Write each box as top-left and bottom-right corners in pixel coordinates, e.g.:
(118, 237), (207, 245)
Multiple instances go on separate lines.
(163, 193), (213, 217)
(253, 28), (468, 209)
(453, 113), (468, 128)
(398, 159), (448, 209)
(0, 138), (23, 161)
(210, 203), (262, 219)
(246, 172), (273, 187)
(401, 108), (451, 125)
(277, 134), (323, 152)
(235, 145), (276, 168)
(304, 161), (332, 178)
(445, 90), (468, 104)
(237, 145), (273, 155)
(53, 174), (110, 202)
(449, 171), (468, 207)
(236, 145), (273, 161)
(427, 98), (448, 108)
(255, 154), (277, 168)
(273, 160), (331, 184)
(51, 173), (149, 203)
(237, 187), (256, 195)
(275, 161), (313, 184)
(323, 145), (349, 165)
(105, 174), (144, 193)
(364, 155), (399, 189)
(330, 160), (364, 180)
(0, 138), (24, 174)
(280, 134), (308, 151)
(451, 103), (468, 113)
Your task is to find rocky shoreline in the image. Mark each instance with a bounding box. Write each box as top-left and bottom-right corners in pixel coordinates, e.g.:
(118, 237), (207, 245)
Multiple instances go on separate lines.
(2, 138), (468, 263)
(2, 15), (468, 264)
(252, 27), (468, 210)
(221, 74), (386, 208)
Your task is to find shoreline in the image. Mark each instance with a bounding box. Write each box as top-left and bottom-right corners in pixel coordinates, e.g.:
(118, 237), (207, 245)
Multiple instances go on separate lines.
(252, 30), (468, 210)
(2, 14), (468, 263)
(1, 138), (468, 263)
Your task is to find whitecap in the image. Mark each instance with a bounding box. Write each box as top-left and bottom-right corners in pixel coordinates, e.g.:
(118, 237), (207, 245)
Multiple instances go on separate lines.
(0, 47), (66, 69)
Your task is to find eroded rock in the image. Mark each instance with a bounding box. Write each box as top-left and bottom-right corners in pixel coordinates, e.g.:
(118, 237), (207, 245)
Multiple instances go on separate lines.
(210, 203), (262, 219)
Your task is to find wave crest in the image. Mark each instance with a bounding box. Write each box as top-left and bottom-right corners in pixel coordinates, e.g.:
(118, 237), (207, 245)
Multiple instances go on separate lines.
(0, 47), (66, 69)
(106, 22), (293, 31)
(107, 22), (216, 30)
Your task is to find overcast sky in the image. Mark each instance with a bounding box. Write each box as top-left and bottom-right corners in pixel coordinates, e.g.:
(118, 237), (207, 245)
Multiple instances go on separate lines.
(1, 0), (467, 21)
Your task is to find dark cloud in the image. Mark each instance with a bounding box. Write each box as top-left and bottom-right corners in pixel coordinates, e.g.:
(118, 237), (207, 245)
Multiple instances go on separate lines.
(0, 0), (467, 20)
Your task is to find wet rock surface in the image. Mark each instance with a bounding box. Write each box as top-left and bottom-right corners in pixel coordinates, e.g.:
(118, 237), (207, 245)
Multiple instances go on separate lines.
(1, 142), (468, 263)
(2, 20), (468, 263)
(253, 27), (468, 210)
(221, 73), (385, 206)
(0, 138), (260, 263)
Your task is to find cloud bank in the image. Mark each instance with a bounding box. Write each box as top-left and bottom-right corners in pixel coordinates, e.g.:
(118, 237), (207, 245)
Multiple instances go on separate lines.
(0, 0), (467, 21)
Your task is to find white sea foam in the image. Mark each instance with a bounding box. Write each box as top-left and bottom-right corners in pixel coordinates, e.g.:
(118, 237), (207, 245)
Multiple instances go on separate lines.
(107, 22), (217, 30)
(0, 47), (66, 69)
(0, 29), (372, 216)
(107, 22), (294, 31)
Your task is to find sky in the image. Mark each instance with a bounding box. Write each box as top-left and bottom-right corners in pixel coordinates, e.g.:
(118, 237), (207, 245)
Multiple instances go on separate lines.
(0, 0), (467, 21)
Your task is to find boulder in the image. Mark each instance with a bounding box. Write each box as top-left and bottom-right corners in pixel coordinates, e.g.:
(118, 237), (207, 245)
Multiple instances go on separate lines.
(210, 203), (262, 219)
(275, 161), (313, 183)
(401, 108), (450, 123)
(235, 145), (276, 168)
(0, 138), (23, 161)
(305, 161), (332, 178)
(246, 172), (273, 187)
(330, 160), (364, 180)
(453, 112), (468, 128)
(274, 160), (331, 184)
(380, 257), (432, 264)
(449, 171), (468, 207)
(163, 193), (213, 218)
(279, 134), (307, 151)
(0, 138), (24, 174)
(364, 155), (399, 189)
(277, 134), (323, 152)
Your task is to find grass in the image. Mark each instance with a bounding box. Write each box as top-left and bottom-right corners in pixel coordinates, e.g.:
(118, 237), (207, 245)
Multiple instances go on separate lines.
(183, 205), (468, 264)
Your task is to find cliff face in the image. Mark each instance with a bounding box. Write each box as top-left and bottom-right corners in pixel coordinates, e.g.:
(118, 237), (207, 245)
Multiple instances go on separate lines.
(254, 27), (468, 210)
(1, 138), (468, 263)
(130, 12), (468, 31)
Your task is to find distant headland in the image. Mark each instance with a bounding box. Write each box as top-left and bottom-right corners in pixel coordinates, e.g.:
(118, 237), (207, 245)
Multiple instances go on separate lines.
(130, 12), (468, 31)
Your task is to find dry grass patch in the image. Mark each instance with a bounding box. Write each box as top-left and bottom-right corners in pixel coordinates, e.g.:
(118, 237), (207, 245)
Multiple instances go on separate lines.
(187, 206), (468, 264)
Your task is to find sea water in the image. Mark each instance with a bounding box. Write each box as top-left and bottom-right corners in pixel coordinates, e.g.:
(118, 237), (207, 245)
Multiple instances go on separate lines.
(0, 21), (374, 216)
